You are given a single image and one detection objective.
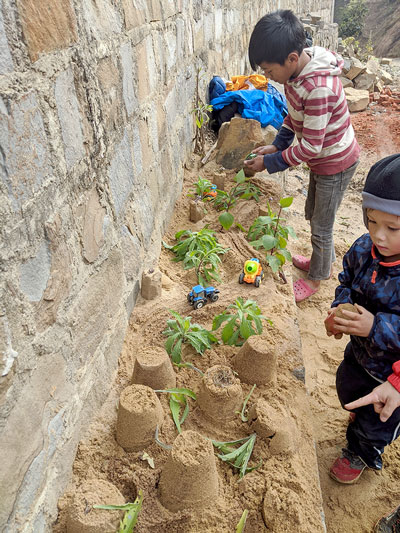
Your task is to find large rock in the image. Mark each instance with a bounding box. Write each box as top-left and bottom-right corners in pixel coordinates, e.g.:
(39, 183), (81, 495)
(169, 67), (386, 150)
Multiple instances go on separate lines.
(340, 76), (353, 89)
(344, 87), (369, 112)
(353, 69), (376, 92)
(366, 58), (380, 75)
(345, 57), (366, 80)
(379, 68), (393, 85)
(215, 117), (277, 170)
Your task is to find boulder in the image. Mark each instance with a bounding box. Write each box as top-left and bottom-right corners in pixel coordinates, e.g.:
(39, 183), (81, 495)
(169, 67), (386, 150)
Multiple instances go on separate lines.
(380, 58), (392, 65)
(366, 58), (380, 75)
(344, 88), (369, 112)
(353, 69), (376, 92)
(215, 117), (277, 170)
(340, 76), (353, 89)
(379, 68), (393, 85)
(345, 57), (366, 80)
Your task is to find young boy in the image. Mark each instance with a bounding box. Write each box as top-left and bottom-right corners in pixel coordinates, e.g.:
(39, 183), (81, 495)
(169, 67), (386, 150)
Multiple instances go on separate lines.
(325, 153), (400, 484)
(244, 10), (360, 302)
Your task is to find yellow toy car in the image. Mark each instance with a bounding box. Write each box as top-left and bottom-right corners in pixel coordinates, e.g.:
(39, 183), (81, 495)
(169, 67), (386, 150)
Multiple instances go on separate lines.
(239, 258), (264, 287)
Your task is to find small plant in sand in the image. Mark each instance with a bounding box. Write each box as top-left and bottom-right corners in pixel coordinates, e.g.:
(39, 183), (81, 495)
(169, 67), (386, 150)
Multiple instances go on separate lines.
(236, 509), (249, 533)
(188, 176), (214, 200)
(163, 310), (218, 364)
(212, 298), (269, 346)
(248, 197), (296, 280)
(213, 169), (260, 231)
(192, 67), (213, 156)
(212, 434), (260, 478)
(236, 384), (256, 422)
(163, 227), (228, 284)
(155, 387), (196, 433)
(93, 490), (143, 533)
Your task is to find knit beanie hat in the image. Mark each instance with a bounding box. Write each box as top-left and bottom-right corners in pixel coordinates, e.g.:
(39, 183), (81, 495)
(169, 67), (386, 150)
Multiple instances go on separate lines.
(362, 153), (400, 227)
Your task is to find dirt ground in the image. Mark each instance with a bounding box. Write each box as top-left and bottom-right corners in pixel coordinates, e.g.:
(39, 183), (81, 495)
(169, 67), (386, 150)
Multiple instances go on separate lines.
(291, 101), (400, 533)
(54, 89), (400, 532)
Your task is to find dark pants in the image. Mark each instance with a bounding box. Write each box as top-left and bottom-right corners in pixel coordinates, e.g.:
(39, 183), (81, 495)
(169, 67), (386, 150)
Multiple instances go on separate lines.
(336, 343), (400, 469)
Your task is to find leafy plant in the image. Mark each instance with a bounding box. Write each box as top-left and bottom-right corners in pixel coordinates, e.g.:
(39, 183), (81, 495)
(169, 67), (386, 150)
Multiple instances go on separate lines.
(163, 310), (218, 364)
(236, 384), (256, 422)
(163, 227), (228, 283)
(212, 298), (269, 346)
(236, 510), (249, 533)
(212, 434), (260, 478)
(213, 169), (260, 231)
(155, 387), (196, 433)
(188, 176), (214, 200)
(338, 0), (368, 40)
(192, 67), (213, 156)
(248, 197), (296, 279)
(93, 490), (143, 533)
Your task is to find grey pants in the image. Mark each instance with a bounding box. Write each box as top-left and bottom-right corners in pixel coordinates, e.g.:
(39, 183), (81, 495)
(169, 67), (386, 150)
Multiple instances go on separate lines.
(305, 160), (359, 281)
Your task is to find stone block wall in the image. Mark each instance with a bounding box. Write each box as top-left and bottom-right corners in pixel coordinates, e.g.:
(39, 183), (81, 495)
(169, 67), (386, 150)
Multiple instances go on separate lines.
(0, 0), (336, 530)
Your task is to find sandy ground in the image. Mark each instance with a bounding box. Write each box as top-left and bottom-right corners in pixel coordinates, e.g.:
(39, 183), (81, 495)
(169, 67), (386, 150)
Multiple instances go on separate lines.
(289, 102), (400, 532)
(53, 84), (400, 532)
(54, 163), (326, 532)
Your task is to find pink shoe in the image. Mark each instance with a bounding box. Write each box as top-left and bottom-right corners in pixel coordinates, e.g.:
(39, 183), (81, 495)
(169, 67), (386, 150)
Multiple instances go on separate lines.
(292, 255), (311, 272)
(293, 279), (318, 303)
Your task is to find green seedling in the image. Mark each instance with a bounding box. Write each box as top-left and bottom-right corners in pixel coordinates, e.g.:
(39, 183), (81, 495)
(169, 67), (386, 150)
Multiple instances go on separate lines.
(155, 388), (196, 433)
(163, 310), (218, 364)
(174, 361), (204, 376)
(245, 152), (257, 160)
(163, 228), (228, 283)
(236, 384), (256, 422)
(188, 176), (214, 200)
(212, 298), (270, 346)
(248, 197), (297, 280)
(236, 510), (249, 533)
(190, 245), (227, 285)
(192, 67), (213, 155)
(213, 169), (260, 231)
(93, 490), (143, 533)
(212, 434), (260, 478)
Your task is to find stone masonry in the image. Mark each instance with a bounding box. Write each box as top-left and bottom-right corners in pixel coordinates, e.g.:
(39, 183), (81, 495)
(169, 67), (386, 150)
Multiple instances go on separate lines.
(0, 1), (336, 530)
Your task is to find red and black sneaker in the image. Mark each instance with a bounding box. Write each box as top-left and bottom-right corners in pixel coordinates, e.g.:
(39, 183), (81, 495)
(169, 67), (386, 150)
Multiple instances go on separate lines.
(329, 448), (367, 484)
(374, 505), (400, 532)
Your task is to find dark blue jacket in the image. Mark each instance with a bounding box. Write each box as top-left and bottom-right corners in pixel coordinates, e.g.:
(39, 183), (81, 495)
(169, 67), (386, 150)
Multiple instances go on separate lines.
(333, 233), (400, 381)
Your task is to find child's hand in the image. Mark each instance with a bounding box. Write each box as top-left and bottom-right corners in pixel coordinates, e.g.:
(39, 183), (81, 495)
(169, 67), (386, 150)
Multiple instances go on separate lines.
(333, 304), (374, 337)
(324, 308), (343, 339)
(251, 145), (278, 155)
(344, 381), (400, 422)
(243, 155), (265, 173)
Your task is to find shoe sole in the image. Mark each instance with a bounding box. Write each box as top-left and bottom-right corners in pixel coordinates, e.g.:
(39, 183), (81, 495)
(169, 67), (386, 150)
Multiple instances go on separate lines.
(329, 469), (364, 484)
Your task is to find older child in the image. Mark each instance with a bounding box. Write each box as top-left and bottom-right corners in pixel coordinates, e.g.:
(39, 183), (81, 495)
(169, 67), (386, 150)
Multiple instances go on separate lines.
(244, 10), (359, 302)
(325, 154), (400, 484)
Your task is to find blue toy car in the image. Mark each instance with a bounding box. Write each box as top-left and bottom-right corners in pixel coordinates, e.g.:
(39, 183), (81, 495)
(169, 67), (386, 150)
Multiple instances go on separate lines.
(187, 285), (220, 309)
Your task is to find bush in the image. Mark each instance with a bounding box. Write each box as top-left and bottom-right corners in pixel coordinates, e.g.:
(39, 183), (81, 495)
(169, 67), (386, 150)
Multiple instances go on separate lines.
(338, 0), (368, 40)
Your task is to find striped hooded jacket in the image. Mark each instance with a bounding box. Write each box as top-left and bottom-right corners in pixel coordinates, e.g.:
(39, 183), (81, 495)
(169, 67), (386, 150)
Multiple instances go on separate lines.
(264, 46), (360, 175)
(332, 233), (400, 382)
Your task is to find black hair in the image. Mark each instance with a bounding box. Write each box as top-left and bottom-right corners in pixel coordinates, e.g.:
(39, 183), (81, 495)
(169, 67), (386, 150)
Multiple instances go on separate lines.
(248, 10), (306, 69)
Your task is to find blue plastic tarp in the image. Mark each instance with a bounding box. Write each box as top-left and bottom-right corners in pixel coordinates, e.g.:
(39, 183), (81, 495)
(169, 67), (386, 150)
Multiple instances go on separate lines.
(210, 87), (287, 130)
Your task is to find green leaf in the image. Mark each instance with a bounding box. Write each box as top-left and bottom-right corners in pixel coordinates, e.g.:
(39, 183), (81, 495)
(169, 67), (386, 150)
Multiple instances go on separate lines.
(261, 234), (278, 251)
(219, 211), (234, 230)
(221, 320), (235, 344)
(165, 332), (179, 355)
(266, 254), (282, 273)
(170, 397), (183, 433)
(171, 338), (183, 364)
(279, 196), (293, 208)
(239, 319), (252, 340)
(235, 168), (246, 183)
